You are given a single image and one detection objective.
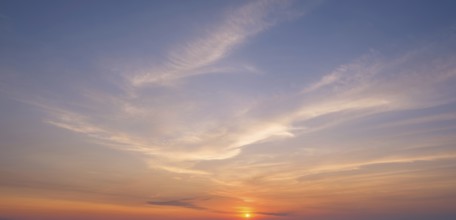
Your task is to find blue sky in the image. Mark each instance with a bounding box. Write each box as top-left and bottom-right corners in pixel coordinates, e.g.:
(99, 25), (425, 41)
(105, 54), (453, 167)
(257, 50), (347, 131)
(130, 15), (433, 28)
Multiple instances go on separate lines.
(1, 1), (456, 220)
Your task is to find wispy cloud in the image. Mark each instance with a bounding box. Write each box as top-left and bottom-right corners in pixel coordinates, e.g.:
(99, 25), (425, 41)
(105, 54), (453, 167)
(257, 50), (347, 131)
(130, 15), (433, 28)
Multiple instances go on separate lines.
(148, 198), (207, 210)
(147, 197), (233, 214)
(377, 113), (456, 129)
(255, 211), (290, 217)
(129, 0), (298, 86)
(27, 35), (456, 181)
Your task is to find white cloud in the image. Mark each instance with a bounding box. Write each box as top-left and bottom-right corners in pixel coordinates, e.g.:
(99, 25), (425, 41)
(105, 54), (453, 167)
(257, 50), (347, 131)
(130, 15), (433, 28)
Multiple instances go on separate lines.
(129, 0), (297, 86)
(8, 2), (452, 191)
(33, 38), (456, 179)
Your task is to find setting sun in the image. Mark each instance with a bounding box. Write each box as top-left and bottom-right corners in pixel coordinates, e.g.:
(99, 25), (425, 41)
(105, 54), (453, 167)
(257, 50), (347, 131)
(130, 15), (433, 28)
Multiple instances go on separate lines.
(243, 213), (252, 218)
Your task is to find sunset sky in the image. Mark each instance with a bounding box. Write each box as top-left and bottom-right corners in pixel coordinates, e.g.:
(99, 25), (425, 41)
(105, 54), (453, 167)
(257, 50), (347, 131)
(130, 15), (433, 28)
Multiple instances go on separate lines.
(1, 0), (456, 220)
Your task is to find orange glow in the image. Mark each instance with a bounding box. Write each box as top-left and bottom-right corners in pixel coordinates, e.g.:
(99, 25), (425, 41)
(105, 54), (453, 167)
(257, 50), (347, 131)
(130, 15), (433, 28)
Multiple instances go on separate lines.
(243, 213), (252, 218)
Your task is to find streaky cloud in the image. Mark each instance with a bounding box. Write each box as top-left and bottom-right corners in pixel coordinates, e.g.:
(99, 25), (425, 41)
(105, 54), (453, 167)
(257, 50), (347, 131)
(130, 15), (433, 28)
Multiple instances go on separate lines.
(27, 35), (456, 179)
(255, 212), (290, 217)
(130, 0), (299, 87)
(376, 113), (456, 129)
(147, 197), (234, 214)
(148, 199), (207, 210)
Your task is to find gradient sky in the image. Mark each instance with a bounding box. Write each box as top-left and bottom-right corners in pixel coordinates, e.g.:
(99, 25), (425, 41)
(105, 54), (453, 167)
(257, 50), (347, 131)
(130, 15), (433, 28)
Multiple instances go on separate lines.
(1, 0), (456, 220)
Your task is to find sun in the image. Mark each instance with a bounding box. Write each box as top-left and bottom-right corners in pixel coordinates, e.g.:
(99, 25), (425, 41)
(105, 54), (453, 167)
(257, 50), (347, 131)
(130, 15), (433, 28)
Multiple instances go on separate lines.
(243, 213), (252, 218)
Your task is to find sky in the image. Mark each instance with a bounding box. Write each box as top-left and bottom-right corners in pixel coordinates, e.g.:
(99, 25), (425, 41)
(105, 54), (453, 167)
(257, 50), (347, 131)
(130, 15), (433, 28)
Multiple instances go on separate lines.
(1, 0), (456, 219)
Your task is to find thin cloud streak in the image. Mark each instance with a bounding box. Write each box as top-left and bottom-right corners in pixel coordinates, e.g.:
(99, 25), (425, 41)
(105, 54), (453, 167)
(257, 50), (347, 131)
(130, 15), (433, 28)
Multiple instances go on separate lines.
(377, 113), (456, 129)
(130, 0), (297, 86)
(148, 199), (207, 210)
(255, 211), (290, 217)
